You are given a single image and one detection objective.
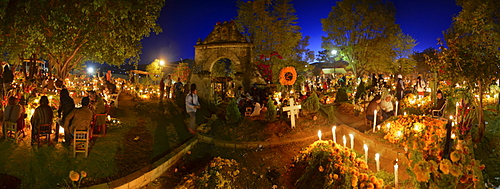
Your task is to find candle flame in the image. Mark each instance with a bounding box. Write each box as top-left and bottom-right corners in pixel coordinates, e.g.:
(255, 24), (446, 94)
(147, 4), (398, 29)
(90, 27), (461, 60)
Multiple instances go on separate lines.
(364, 144), (368, 151)
(451, 133), (456, 139)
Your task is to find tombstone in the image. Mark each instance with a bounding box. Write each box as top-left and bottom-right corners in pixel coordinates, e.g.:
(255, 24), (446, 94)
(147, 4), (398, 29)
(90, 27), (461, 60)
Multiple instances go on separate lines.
(283, 98), (301, 128)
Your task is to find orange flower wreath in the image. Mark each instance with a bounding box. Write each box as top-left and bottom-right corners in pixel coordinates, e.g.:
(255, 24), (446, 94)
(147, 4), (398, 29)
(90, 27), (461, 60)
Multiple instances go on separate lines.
(279, 66), (297, 85)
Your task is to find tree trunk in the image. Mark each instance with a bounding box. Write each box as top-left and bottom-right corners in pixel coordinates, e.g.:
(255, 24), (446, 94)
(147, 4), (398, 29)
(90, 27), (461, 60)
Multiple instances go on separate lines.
(476, 79), (485, 142)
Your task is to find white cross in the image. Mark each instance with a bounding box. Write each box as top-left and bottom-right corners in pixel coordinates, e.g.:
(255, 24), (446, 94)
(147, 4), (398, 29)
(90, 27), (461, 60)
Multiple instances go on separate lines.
(283, 98), (301, 128)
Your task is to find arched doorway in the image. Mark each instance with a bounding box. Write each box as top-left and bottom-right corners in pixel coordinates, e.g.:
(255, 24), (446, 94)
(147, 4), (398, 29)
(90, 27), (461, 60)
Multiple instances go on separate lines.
(211, 58), (236, 104)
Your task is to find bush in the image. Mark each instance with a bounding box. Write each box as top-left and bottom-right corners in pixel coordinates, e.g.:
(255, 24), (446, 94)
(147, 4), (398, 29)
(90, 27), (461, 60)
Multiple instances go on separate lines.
(266, 98), (277, 122)
(302, 92), (320, 114)
(355, 80), (366, 100)
(335, 87), (349, 103)
(225, 99), (242, 124)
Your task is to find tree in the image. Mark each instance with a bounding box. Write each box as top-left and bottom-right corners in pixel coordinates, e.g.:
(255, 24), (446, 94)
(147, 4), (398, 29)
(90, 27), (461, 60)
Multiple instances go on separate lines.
(0, 0), (165, 78)
(171, 62), (191, 83)
(321, 0), (416, 76)
(413, 48), (437, 74)
(146, 59), (164, 84)
(436, 0), (500, 142)
(236, 0), (312, 85)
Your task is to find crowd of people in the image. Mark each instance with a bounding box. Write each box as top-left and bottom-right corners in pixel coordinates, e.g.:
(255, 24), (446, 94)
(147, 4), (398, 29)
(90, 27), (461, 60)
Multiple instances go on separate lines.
(1, 64), (119, 147)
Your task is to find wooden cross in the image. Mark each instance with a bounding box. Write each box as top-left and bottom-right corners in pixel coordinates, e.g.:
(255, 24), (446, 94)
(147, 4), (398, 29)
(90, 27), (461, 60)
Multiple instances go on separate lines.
(283, 98), (301, 128)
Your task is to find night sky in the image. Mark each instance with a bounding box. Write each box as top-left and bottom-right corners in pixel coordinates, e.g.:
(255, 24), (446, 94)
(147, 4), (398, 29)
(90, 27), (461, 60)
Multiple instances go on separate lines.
(139, 0), (461, 65)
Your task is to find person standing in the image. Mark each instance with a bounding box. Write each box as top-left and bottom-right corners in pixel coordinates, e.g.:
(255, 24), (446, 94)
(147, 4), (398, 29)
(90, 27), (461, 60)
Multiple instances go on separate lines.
(174, 77), (183, 100)
(395, 74), (404, 101)
(165, 75), (173, 99)
(159, 78), (165, 102)
(415, 76), (426, 98)
(185, 84), (200, 134)
(105, 70), (112, 82)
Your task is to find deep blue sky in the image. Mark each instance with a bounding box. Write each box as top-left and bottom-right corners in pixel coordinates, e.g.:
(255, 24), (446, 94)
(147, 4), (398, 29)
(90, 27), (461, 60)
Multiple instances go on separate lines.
(139, 0), (461, 65)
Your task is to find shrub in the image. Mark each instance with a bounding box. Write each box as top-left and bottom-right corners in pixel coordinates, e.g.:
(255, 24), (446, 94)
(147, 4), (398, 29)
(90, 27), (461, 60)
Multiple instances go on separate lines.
(355, 80), (366, 100)
(266, 98), (277, 122)
(335, 87), (349, 103)
(302, 92), (320, 114)
(225, 99), (242, 124)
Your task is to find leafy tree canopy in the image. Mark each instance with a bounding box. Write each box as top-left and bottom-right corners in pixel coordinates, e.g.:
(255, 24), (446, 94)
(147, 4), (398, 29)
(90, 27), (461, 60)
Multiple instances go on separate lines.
(321, 0), (416, 76)
(0, 0), (165, 78)
(236, 0), (312, 85)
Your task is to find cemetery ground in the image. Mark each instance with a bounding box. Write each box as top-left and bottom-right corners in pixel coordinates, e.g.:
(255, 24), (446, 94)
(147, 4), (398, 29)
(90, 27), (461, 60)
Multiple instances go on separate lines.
(1, 92), (499, 188)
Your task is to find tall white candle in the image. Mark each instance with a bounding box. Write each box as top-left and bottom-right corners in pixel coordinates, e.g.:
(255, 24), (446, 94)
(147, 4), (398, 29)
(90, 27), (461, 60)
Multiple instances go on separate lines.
(375, 153), (380, 172)
(363, 144), (368, 163)
(318, 130), (322, 141)
(395, 101), (398, 115)
(332, 126), (337, 143)
(349, 134), (354, 149)
(373, 110), (377, 132)
(343, 135), (346, 148)
(394, 163), (399, 189)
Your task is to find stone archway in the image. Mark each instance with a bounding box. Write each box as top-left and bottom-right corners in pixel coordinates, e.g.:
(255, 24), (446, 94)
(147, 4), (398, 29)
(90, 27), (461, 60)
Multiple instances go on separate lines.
(190, 21), (258, 102)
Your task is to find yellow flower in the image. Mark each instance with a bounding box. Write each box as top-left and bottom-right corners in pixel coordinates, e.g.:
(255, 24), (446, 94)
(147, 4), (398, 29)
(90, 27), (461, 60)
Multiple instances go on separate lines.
(439, 159), (451, 174)
(351, 175), (358, 187)
(69, 170), (80, 181)
(318, 166), (324, 172)
(450, 151), (461, 163)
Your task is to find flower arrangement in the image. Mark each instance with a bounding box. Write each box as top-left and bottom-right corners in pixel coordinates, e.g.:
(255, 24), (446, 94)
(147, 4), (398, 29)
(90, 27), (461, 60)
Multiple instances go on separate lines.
(176, 157), (241, 188)
(399, 94), (433, 115)
(382, 115), (484, 188)
(279, 66), (297, 86)
(294, 140), (386, 189)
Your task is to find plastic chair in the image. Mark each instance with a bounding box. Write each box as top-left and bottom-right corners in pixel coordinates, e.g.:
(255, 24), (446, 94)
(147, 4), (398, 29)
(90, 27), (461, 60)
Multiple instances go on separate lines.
(4, 121), (18, 142)
(432, 101), (447, 118)
(74, 129), (89, 158)
(37, 124), (52, 147)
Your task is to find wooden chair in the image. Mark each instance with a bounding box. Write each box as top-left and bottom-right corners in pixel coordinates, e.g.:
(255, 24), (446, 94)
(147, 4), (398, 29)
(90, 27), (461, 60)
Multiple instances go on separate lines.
(74, 129), (89, 158)
(4, 121), (18, 142)
(432, 101), (447, 118)
(92, 113), (107, 137)
(37, 124), (52, 147)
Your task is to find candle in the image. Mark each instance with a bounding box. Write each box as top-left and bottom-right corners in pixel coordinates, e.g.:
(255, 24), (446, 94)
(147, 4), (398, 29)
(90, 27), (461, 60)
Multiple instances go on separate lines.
(363, 144), (368, 163)
(451, 133), (456, 139)
(349, 134), (354, 149)
(343, 135), (347, 148)
(395, 101), (398, 115)
(377, 125), (381, 131)
(455, 102), (459, 119)
(394, 163), (399, 189)
(375, 153), (380, 172)
(332, 126), (337, 143)
(373, 110), (377, 132)
(318, 130), (322, 141)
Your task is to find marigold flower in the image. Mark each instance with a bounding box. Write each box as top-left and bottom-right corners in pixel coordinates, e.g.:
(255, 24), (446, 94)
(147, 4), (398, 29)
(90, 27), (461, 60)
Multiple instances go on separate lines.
(351, 175), (358, 187)
(80, 170), (87, 178)
(450, 151), (461, 163)
(439, 159), (451, 174)
(69, 170), (80, 181)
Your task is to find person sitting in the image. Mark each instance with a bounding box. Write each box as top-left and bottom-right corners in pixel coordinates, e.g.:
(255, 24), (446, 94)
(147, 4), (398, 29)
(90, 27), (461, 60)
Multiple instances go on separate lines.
(250, 102), (261, 117)
(58, 89), (75, 142)
(3, 96), (23, 138)
(380, 95), (394, 120)
(64, 97), (93, 146)
(366, 95), (382, 126)
(30, 96), (53, 145)
(429, 90), (446, 116)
